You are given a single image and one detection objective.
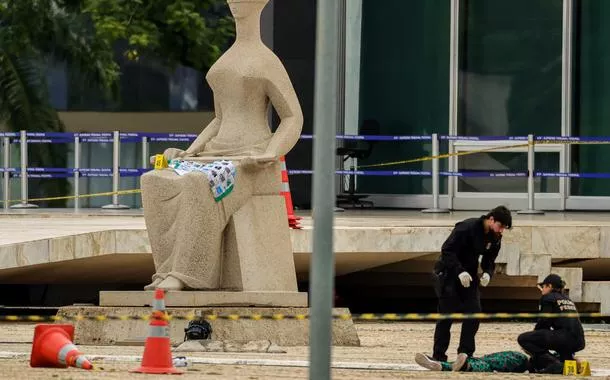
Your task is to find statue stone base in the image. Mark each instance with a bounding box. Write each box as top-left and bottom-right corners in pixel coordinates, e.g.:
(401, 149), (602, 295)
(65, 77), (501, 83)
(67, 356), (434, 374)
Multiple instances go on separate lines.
(99, 290), (307, 307)
(56, 305), (361, 347)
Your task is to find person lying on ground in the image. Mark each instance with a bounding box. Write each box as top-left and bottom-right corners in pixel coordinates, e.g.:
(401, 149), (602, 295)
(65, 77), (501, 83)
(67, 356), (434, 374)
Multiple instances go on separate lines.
(415, 351), (531, 373)
(416, 350), (587, 374)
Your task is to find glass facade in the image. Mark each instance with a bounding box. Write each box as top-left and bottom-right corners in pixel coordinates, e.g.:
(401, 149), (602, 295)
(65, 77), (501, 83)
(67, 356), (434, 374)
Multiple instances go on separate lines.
(353, 0), (610, 209)
(457, 0), (563, 194)
(17, 0), (610, 209)
(357, 0), (449, 195)
(572, 0), (610, 196)
(49, 56), (213, 112)
(459, 0), (563, 138)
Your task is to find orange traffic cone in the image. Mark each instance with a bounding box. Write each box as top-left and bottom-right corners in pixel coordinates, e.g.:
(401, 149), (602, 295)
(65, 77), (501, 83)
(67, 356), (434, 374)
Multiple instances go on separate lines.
(131, 289), (183, 375)
(280, 156), (302, 229)
(30, 324), (93, 370)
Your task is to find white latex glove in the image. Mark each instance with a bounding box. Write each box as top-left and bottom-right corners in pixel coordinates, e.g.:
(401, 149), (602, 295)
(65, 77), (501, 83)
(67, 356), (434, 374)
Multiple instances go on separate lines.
(480, 272), (491, 287)
(458, 271), (473, 288)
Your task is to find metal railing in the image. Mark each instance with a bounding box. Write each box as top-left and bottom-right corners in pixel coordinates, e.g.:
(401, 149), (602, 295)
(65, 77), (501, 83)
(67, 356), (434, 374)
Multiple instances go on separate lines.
(1, 130), (610, 212)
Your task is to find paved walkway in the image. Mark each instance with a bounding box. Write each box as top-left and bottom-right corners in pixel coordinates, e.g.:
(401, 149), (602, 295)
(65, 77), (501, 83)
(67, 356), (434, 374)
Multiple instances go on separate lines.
(2, 209), (610, 246)
(0, 322), (608, 378)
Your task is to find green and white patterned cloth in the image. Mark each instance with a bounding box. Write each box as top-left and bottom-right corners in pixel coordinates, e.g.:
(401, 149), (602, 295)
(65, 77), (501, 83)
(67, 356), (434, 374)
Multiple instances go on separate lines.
(441, 351), (530, 373)
(170, 160), (236, 202)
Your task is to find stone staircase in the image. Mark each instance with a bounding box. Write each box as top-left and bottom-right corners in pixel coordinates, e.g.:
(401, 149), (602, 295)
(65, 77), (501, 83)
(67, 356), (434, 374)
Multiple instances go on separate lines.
(582, 282), (610, 314)
(496, 242), (607, 310)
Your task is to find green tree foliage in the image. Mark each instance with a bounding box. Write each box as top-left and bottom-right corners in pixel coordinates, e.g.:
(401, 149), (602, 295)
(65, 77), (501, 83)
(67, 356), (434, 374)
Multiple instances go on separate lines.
(0, 0), (234, 205)
(84, 0), (234, 72)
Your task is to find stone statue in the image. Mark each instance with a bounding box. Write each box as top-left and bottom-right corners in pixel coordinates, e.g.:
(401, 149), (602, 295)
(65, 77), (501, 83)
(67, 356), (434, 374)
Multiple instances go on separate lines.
(140, 0), (303, 291)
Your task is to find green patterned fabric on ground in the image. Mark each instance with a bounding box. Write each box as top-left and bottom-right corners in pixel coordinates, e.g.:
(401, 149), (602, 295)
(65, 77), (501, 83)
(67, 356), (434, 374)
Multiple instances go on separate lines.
(440, 351), (530, 372)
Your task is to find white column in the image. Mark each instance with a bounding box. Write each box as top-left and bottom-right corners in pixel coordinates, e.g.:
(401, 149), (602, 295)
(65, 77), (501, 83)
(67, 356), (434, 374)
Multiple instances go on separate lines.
(340, 0), (363, 196)
(448, 0), (460, 208)
(560, 0), (574, 210)
(344, 0), (363, 136)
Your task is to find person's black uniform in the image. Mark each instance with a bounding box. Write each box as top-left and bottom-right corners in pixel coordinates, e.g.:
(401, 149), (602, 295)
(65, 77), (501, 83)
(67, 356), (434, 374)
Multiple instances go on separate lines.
(431, 206), (512, 362)
(518, 274), (585, 374)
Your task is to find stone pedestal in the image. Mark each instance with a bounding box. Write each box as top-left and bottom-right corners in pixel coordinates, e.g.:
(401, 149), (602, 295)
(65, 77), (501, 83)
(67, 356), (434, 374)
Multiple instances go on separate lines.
(99, 290), (308, 307)
(57, 291), (360, 347)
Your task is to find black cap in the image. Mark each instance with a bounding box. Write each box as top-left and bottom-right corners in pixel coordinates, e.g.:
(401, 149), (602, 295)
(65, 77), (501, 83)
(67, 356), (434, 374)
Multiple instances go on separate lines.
(538, 274), (565, 289)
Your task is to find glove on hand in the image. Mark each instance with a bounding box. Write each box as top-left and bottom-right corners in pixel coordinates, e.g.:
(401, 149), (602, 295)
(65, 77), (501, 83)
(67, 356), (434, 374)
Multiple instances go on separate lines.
(458, 271), (473, 288)
(480, 272), (491, 287)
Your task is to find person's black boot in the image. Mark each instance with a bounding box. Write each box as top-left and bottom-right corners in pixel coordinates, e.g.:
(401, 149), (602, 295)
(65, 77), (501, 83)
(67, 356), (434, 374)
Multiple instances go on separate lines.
(539, 361), (564, 374)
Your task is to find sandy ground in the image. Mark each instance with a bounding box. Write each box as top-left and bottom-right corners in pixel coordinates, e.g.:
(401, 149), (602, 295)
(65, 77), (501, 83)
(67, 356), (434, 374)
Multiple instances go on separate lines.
(0, 322), (608, 379)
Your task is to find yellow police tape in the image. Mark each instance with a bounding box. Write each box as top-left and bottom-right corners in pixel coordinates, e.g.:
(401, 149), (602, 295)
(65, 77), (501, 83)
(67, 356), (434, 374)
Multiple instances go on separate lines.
(0, 189), (142, 205)
(2, 139), (610, 204)
(359, 139), (610, 169)
(0, 312), (605, 323)
(358, 142), (531, 169)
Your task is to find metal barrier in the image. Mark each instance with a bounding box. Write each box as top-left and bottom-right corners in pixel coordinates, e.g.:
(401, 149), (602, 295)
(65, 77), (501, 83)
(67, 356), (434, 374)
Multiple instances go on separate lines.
(518, 134), (544, 215)
(2, 131), (610, 210)
(13, 130), (37, 209)
(0, 131), (198, 209)
(422, 133), (449, 214)
(101, 131), (128, 209)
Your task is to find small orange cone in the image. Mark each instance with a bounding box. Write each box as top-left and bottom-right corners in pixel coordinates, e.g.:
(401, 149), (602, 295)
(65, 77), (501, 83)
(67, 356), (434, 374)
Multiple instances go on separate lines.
(30, 324), (93, 370)
(131, 289), (183, 375)
(280, 156), (302, 229)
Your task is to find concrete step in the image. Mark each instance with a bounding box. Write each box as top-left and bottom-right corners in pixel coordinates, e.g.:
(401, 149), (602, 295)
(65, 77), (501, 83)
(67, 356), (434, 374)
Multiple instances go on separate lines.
(551, 267), (583, 302)
(582, 281), (610, 315)
(496, 243), (520, 276)
(519, 253), (552, 281)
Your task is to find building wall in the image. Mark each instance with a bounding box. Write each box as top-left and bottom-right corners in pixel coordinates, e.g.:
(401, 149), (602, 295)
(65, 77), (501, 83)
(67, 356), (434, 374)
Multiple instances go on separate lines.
(16, 0), (610, 209)
(356, 0), (610, 207)
(272, 0), (317, 208)
(58, 112), (214, 134)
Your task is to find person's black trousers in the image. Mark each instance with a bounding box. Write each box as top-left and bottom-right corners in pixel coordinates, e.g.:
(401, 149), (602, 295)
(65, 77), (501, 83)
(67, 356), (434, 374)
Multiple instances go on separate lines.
(432, 274), (481, 362)
(518, 329), (585, 370)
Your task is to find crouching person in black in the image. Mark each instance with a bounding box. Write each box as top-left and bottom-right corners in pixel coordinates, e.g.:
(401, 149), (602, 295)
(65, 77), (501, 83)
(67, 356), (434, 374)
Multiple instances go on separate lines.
(428, 206), (512, 362)
(518, 274), (586, 374)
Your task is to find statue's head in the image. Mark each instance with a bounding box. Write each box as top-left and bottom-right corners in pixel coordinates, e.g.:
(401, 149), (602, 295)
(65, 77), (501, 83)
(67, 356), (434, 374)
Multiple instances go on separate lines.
(227, 0), (269, 20)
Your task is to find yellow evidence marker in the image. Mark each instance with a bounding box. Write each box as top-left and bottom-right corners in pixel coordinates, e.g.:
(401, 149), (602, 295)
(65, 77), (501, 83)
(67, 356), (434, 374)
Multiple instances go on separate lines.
(154, 154), (168, 169)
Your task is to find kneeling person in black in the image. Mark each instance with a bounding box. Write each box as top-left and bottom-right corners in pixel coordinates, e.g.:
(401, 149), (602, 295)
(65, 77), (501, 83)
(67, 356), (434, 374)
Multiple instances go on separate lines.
(518, 274), (586, 374)
(430, 206), (512, 362)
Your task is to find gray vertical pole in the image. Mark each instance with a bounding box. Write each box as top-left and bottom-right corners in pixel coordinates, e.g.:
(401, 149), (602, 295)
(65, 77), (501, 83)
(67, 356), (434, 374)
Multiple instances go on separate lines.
(141, 136), (149, 170)
(448, 0), (460, 138)
(2, 137), (9, 210)
(309, 0), (340, 379)
(560, 0), (574, 211)
(140, 136), (149, 210)
(518, 134), (544, 215)
(335, 0), (346, 200)
(11, 130), (37, 208)
(447, 0), (460, 212)
(74, 135), (80, 211)
(422, 133), (449, 213)
(102, 131), (129, 209)
(447, 140), (455, 211)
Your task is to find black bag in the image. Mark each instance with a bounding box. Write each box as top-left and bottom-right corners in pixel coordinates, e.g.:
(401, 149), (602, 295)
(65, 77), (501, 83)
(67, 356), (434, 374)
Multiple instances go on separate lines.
(184, 320), (212, 341)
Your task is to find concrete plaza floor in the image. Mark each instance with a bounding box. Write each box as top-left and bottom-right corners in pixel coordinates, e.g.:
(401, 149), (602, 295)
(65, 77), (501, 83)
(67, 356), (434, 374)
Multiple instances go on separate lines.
(0, 321), (609, 379)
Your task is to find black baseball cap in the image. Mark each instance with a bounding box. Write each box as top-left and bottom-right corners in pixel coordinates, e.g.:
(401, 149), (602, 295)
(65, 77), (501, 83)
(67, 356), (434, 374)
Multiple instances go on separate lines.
(538, 274), (565, 289)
